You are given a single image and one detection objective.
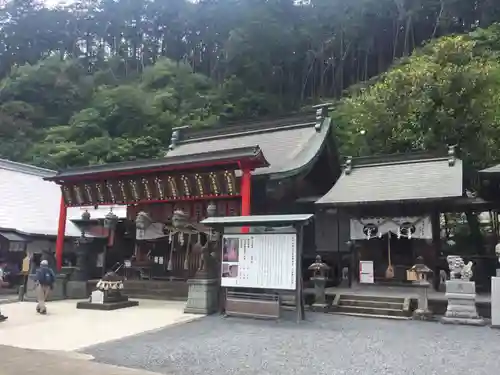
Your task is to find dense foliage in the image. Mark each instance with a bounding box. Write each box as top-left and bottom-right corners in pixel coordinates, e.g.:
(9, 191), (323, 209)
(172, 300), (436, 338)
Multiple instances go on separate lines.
(335, 24), (500, 169)
(0, 0), (499, 168)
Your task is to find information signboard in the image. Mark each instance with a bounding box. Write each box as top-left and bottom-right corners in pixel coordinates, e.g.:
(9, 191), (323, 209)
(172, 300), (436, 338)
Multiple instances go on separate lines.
(220, 233), (297, 290)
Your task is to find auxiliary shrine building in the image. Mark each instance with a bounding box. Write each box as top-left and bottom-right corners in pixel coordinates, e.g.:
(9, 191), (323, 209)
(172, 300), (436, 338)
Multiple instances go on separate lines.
(45, 105), (341, 293)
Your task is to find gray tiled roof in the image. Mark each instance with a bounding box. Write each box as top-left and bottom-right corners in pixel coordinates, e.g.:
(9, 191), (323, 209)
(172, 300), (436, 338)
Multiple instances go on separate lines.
(316, 157), (463, 205)
(47, 146), (267, 180)
(479, 164), (500, 174)
(202, 214), (314, 226)
(167, 116), (331, 178)
(0, 159), (126, 237)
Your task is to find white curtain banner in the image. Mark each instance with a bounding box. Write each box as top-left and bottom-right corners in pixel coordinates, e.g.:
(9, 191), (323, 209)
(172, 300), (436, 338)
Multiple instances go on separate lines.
(350, 216), (432, 240)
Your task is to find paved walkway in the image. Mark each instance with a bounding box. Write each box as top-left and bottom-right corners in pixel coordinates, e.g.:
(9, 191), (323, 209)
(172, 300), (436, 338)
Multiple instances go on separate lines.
(0, 299), (202, 351)
(0, 345), (163, 375)
(0, 293), (18, 305)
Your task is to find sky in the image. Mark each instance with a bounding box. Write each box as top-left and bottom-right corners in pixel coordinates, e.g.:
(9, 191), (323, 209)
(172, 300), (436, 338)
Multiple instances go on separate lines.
(44, 0), (71, 7)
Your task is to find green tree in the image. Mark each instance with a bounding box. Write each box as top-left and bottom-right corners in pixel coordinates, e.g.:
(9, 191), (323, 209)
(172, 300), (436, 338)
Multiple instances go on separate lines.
(335, 24), (500, 169)
(1, 0), (500, 168)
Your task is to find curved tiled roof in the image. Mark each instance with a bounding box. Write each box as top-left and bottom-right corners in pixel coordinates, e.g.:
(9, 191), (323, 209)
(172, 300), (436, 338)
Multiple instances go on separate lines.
(316, 154), (463, 206)
(167, 114), (332, 178)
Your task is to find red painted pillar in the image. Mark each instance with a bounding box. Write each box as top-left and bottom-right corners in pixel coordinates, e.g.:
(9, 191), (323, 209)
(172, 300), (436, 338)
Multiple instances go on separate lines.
(55, 195), (67, 270)
(241, 169), (252, 216)
(241, 169), (252, 233)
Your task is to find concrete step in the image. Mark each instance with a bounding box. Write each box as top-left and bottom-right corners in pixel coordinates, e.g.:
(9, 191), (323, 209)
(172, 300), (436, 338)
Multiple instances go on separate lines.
(124, 281), (187, 289)
(333, 293), (410, 318)
(335, 305), (406, 317)
(124, 285), (188, 291)
(125, 292), (187, 301)
(125, 288), (187, 295)
(339, 299), (403, 309)
(339, 294), (404, 303)
(330, 311), (411, 320)
(124, 287), (188, 301)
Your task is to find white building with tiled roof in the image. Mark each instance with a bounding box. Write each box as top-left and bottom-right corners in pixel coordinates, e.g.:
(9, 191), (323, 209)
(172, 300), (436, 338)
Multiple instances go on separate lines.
(0, 159), (126, 258)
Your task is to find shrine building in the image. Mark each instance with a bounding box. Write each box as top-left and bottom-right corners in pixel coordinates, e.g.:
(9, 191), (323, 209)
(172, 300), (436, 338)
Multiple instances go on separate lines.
(44, 105), (341, 297)
(315, 148), (500, 292)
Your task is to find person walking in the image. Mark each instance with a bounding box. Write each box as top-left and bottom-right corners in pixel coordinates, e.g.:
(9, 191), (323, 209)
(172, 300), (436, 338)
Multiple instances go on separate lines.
(35, 260), (56, 315)
(0, 265), (8, 322)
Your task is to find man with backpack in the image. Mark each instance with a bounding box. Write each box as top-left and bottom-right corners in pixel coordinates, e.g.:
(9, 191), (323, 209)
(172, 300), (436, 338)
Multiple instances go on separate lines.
(35, 260), (56, 315)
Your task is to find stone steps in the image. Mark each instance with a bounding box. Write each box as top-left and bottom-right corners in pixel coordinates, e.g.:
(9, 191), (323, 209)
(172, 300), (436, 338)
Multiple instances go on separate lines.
(120, 292), (187, 301)
(332, 312), (411, 320)
(125, 288), (188, 301)
(339, 299), (403, 309)
(332, 294), (411, 319)
(338, 294), (404, 303)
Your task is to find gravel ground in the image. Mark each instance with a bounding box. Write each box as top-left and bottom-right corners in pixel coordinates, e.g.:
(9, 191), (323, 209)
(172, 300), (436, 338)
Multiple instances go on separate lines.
(83, 313), (500, 375)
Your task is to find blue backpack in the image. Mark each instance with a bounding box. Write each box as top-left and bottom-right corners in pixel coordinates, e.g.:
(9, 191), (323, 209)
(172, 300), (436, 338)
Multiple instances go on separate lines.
(38, 268), (55, 286)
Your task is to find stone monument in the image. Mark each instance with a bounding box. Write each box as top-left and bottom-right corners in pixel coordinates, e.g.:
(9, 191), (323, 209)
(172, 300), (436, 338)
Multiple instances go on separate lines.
(76, 271), (138, 310)
(441, 255), (485, 326)
(308, 255), (330, 311)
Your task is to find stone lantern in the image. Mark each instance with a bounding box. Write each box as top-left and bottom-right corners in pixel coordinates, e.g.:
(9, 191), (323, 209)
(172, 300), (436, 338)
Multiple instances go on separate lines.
(135, 211), (152, 230)
(81, 209), (91, 222)
(206, 201), (217, 218)
(172, 209), (188, 229)
(73, 210), (93, 281)
(409, 256), (433, 320)
(308, 255), (330, 311)
(104, 209), (119, 247)
(66, 210), (94, 300)
(104, 210), (118, 231)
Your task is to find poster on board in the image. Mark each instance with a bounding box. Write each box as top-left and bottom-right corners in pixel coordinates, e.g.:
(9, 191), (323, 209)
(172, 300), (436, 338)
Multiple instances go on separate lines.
(221, 233), (297, 290)
(359, 261), (374, 284)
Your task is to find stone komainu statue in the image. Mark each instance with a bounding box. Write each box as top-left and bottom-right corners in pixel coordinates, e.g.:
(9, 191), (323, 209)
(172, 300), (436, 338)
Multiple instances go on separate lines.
(447, 255), (473, 282)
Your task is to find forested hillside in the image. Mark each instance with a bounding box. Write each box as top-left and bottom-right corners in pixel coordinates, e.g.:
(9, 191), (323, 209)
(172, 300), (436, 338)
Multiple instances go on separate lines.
(0, 0), (499, 168)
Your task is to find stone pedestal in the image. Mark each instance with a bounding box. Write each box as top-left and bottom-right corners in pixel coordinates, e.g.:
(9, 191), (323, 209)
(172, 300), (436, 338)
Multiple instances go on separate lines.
(413, 281), (432, 320)
(441, 280), (485, 326)
(491, 277), (500, 328)
(184, 278), (219, 314)
(24, 277), (37, 301)
(23, 274), (67, 302)
(76, 289), (138, 310)
(66, 280), (89, 299)
(311, 276), (328, 311)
